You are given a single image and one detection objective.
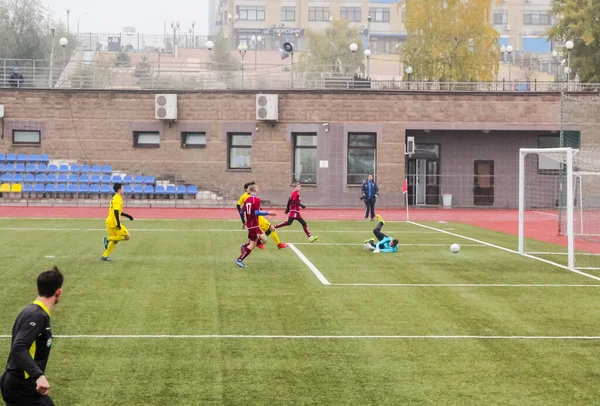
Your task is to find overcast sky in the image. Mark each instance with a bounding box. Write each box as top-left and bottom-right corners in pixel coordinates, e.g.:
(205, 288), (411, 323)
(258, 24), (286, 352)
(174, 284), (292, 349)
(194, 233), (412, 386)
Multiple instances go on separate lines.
(46, 0), (210, 35)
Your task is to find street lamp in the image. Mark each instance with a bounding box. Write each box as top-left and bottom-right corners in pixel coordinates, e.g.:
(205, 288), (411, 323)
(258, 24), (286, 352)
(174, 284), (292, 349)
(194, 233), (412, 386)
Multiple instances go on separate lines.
(565, 40), (574, 86)
(350, 42), (358, 71)
(191, 20), (196, 48)
(405, 66), (413, 81)
(506, 44), (513, 81)
(170, 21), (180, 58)
(155, 44), (165, 77)
(206, 40), (214, 88)
(59, 37), (68, 70)
(49, 27), (56, 87)
(254, 35), (262, 70)
(364, 49), (371, 78)
(238, 42), (248, 89)
(66, 8), (71, 33)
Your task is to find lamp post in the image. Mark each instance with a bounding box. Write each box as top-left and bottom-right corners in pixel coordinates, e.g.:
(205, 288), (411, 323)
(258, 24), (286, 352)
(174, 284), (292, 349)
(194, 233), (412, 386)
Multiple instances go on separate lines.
(238, 42), (248, 89)
(170, 21), (180, 58)
(350, 42), (358, 73)
(155, 44), (165, 77)
(405, 65), (413, 81)
(66, 8), (71, 33)
(551, 49), (558, 76)
(48, 27), (56, 88)
(59, 37), (68, 70)
(395, 43), (401, 76)
(206, 40), (214, 88)
(254, 35), (262, 70)
(364, 49), (371, 78)
(506, 44), (513, 81)
(565, 40), (574, 87)
(191, 20), (196, 48)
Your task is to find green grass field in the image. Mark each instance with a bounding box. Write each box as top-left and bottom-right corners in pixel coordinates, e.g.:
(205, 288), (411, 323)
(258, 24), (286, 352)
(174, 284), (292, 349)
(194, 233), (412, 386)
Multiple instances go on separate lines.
(1, 218), (600, 405)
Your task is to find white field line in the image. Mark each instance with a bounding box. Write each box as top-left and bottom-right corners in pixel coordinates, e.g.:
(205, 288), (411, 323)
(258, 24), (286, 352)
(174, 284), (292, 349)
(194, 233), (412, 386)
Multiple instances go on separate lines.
(293, 243), (487, 247)
(0, 227), (437, 234)
(332, 283), (600, 287)
(1, 334), (600, 340)
(288, 244), (330, 285)
(527, 251), (600, 257)
(408, 221), (600, 282)
(533, 211), (559, 218)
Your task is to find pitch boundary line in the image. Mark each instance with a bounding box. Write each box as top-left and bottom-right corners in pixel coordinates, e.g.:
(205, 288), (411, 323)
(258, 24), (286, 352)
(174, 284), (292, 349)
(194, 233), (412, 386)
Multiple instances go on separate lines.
(408, 221), (600, 282)
(288, 243), (330, 285)
(0, 227), (437, 234)
(332, 283), (600, 287)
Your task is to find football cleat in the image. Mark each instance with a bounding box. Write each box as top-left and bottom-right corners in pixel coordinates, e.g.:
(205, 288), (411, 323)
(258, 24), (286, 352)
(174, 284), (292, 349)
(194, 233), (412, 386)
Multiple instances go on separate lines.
(257, 243), (265, 250)
(277, 243), (289, 249)
(235, 259), (246, 268)
(100, 256), (112, 262)
(309, 236), (320, 243)
(376, 214), (385, 225)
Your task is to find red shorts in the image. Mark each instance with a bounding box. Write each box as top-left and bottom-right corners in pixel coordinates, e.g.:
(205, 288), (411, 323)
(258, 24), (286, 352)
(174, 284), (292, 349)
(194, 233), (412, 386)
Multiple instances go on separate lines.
(247, 227), (264, 242)
(288, 211), (302, 220)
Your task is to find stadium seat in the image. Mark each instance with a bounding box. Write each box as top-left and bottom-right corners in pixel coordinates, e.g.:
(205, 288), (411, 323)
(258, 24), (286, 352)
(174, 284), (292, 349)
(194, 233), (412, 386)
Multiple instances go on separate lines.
(23, 184), (33, 195)
(166, 185), (176, 195)
(123, 175), (133, 184)
(67, 184), (77, 195)
(0, 163), (3, 172)
(80, 165), (91, 173)
(46, 174), (57, 183)
(133, 175), (144, 185)
(0, 154), (5, 162)
(45, 184), (55, 193)
(124, 185), (133, 194)
(24, 174), (34, 183)
(0, 183), (10, 193)
(143, 185), (154, 196)
(15, 164), (25, 173)
(56, 183), (67, 193)
(133, 185), (143, 197)
(11, 184), (22, 192)
(90, 175), (101, 183)
(27, 154), (39, 163)
(68, 174), (78, 184)
(78, 184), (89, 193)
(4, 164), (14, 172)
(187, 186), (198, 196)
(79, 175), (90, 183)
(16, 154), (27, 163)
(89, 184), (100, 194)
(100, 185), (112, 195)
(112, 175), (122, 183)
(91, 165), (101, 173)
(39, 154), (49, 163)
(35, 174), (46, 183)
(2, 174), (12, 183)
(57, 174), (67, 183)
(47, 164), (58, 173)
(70, 164), (80, 173)
(26, 164), (37, 173)
(33, 184), (44, 193)
(176, 185), (186, 195)
(154, 185), (165, 196)
(59, 165), (69, 173)
(102, 165), (112, 174)
(144, 176), (155, 184)
(101, 175), (111, 184)
(13, 174), (23, 183)
(6, 154), (16, 163)
(37, 164), (47, 173)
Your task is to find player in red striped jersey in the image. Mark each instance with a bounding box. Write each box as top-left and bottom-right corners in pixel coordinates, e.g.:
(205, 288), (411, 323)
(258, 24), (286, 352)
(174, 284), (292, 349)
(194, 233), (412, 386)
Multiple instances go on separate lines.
(274, 183), (319, 242)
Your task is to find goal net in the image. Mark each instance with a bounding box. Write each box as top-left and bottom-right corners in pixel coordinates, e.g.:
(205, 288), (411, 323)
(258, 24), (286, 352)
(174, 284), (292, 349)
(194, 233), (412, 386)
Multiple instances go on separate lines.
(519, 147), (600, 270)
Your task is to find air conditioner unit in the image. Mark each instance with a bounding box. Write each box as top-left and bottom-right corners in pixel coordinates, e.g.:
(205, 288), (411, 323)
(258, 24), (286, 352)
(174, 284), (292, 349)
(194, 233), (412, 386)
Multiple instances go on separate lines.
(406, 136), (415, 155)
(155, 94), (177, 120)
(0, 105), (4, 118)
(256, 94), (278, 121)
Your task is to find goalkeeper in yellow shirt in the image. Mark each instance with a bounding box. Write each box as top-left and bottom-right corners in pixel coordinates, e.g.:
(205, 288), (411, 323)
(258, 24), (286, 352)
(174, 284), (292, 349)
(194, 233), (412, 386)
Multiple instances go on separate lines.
(101, 183), (134, 261)
(237, 181), (288, 249)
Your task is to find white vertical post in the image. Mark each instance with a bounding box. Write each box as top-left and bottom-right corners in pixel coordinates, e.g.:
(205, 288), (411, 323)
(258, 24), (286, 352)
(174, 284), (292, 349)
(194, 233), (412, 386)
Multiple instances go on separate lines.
(518, 149), (526, 253)
(578, 174), (584, 235)
(566, 148), (575, 269)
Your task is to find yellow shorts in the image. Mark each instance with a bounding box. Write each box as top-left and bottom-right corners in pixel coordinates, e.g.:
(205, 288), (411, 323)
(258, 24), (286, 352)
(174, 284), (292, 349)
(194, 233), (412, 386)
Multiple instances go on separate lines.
(107, 224), (129, 237)
(258, 216), (271, 232)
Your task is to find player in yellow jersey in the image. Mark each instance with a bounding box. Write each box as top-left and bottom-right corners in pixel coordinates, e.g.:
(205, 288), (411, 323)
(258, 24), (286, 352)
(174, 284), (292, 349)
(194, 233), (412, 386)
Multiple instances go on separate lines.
(101, 183), (134, 261)
(236, 181), (288, 250)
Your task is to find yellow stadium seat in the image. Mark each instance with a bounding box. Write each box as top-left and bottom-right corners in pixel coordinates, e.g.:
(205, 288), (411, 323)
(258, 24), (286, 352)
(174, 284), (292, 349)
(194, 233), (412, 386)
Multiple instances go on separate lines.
(0, 183), (10, 193)
(11, 184), (22, 192)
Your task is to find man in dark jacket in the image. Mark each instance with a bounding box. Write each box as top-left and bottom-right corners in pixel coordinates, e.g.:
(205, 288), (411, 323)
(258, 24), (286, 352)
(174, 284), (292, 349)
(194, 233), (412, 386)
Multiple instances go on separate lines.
(361, 174), (379, 220)
(9, 68), (24, 88)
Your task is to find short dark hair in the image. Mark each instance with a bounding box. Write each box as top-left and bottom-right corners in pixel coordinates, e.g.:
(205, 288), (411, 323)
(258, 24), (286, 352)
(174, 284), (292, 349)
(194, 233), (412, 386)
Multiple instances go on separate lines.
(37, 266), (64, 297)
(391, 239), (399, 247)
(113, 183), (123, 193)
(243, 181), (255, 191)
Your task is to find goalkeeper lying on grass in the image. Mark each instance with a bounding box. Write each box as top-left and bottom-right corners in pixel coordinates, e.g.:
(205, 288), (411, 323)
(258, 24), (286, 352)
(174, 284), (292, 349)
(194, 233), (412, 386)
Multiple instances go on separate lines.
(364, 214), (399, 253)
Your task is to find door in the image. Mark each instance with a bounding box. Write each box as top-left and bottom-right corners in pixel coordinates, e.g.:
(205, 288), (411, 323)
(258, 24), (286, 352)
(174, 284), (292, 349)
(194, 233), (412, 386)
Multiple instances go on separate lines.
(474, 160), (494, 206)
(416, 158), (427, 205)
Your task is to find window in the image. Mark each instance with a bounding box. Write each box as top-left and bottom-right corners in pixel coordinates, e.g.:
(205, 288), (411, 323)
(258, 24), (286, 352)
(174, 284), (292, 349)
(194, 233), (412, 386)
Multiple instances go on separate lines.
(133, 131), (160, 148)
(538, 135), (560, 172)
(181, 132), (206, 149)
(238, 6), (265, 20)
(228, 133), (252, 169)
(12, 130), (41, 145)
(293, 133), (317, 184)
(369, 8), (390, 22)
(340, 7), (361, 22)
(523, 10), (552, 25)
(347, 133), (376, 185)
(281, 6), (295, 22)
(309, 7), (330, 21)
(493, 10), (508, 25)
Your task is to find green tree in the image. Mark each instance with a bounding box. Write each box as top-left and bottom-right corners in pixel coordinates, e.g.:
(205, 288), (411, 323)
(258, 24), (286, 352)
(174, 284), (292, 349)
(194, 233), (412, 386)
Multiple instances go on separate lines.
(402, 0), (499, 81)
(114, 50), (131, 67)
(134, 56), (153, 78)
(0, 0), (47, 59)
(548, 0), (600, 83)
(298, 19), (364, 78)
(209, 33), (241, 80)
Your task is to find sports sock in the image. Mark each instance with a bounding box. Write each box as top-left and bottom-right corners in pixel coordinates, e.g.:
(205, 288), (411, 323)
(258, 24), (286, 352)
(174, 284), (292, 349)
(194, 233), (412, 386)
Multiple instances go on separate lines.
(238, 246), (252, 261)
(108, 235), (126, 242)
(270, 230), (281, 245)
(303, 225), (312, 238)
(102, 241), (117, 257)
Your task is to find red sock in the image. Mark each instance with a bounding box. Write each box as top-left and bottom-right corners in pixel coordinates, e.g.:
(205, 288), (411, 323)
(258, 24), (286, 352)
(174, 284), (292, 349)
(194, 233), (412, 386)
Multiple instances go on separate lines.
(238, 246), (252, 261)
(303, 225), (312, 238)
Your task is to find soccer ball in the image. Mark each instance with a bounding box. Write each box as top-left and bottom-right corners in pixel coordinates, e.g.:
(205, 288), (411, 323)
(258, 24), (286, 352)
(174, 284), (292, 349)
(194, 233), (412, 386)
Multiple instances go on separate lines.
(450, 243), (460, 254)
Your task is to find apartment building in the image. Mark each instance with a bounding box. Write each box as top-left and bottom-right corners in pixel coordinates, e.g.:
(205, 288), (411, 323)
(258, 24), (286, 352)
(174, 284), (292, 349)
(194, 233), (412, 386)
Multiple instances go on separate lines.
(215, 0), (406, 52)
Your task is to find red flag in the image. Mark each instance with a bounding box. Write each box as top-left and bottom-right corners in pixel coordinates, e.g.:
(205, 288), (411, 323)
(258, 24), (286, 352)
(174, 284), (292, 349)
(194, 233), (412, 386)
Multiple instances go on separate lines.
(402, 178), (407, 194)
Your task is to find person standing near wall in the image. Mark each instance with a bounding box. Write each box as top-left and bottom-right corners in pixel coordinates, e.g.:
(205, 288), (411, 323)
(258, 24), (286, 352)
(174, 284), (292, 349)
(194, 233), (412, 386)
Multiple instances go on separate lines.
(361, 174), (379, 221)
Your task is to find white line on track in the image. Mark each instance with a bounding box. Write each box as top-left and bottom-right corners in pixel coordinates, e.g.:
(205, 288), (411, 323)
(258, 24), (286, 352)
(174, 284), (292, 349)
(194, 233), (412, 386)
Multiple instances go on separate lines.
(332, 283), (600, 287)
(533, 211), (559, 218)
(1, 334), (600, 340)
(288, 243), (330, 285)
(408, 221), (600, 282)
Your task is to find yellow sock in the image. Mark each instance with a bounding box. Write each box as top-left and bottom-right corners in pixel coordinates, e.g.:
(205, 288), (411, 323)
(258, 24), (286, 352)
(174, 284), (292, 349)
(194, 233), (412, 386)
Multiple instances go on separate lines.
(270, 230), (281, 245)
(102, 241), (118, 257)
(108, 235), (126, 242)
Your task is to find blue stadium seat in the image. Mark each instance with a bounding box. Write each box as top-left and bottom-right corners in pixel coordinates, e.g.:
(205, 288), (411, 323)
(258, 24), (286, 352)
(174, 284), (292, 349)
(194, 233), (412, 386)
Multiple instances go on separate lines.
(176, 185), (186, 195)
(67, 184), (77, 194)
(2, 174), (12, 182)
(80, 165), (91, 173)
(37, 164), (47, 173)
(56, 184), (67, 193)
(16, 154), (27, 163)
(166, 185), (176, 194)
(13, 174), (23, 183)
(45, 184), (55, 193)
(57, 174), (67, 183)
(35, 174), (46, 183)
(102, 165), (112, 174)
(124, 185), (133, 194)
(134, 175), (144, 184)
(89, 184), (100, 194)
(15, 164), (25, 172)
(187, 185), (198, 195)
(23, 184), (33, 193)
(79, 175), (90, 183)
(144, 176), (155, 184)
(6, 154), (16, 163)
(101, 175), (111, 184)
(24, 174), (34, 183)
(133, 185), (143, 194)
(39, 154), (49, 163)
(90, 175), (101, 183)
(0, 154), (5, 162)
(91, 165), (101, 173)
(68, 174), (78, 183)
(46, 174), (57, 183)
(4, 164), (14, 172)
(78, 184), (89, 193)
(27, 154), (39, 163)
(0, 163), (3, 172)
(59, 165), (69, 173)
(33, 184), (44, 193)
(143, 185), (154, 195)
(47, 164), (58, 173)
(100, 185), (112, 194)
(112, 175), (122, 183)
(154, 185), (165, 195)
(26, 164), (37, 173)
(70, 164), (80, 173)
(123, 175), (133, 184)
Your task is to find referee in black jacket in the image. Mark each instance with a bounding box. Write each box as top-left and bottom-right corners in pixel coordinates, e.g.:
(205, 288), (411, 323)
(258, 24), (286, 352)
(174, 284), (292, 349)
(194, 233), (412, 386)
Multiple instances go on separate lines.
(1, 266), (64, 406)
